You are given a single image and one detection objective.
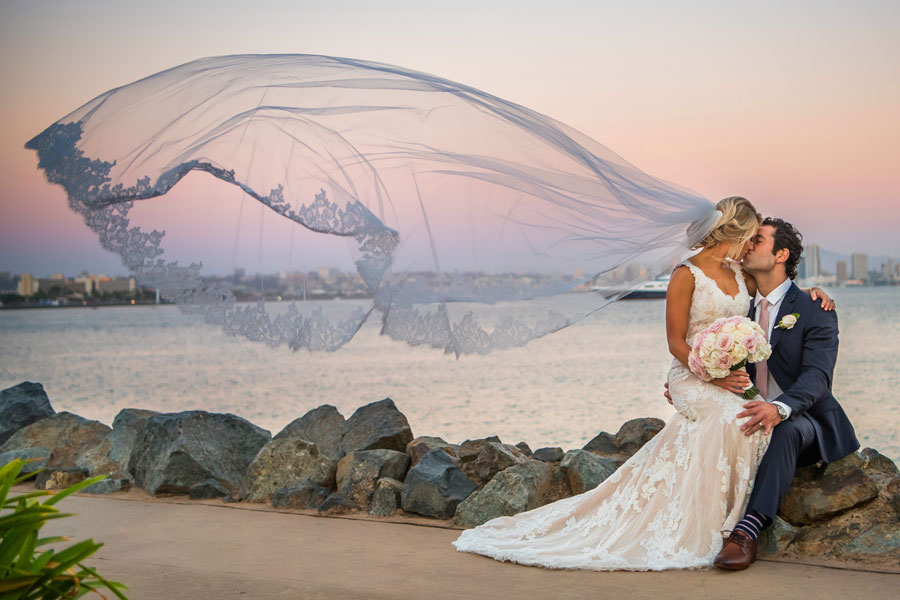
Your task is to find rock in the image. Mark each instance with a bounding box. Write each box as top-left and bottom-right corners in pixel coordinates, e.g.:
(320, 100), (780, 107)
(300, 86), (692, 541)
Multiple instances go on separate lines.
(242, 438), (337, 502)
(34, 467), (87, 490)
(0, 412), (111, 469)
(780, 464), (880, 525)
(457, 437), (526, 487)
(515, 442), (533, 457)
(274, 405), (345, 459)
(370, 477), (404, 516)
(822, 451), (867, 478)
(0, 447), (50, 474)
(860, 448), (900, 476)
(129, 410), (270, 496)
(272, 480), (331, 509)
(83, 478), (131, 495)
(318, 492), (356, 514)
(583, 431), (619, 456)
(533, 447), (564, 462)
(843, 523), (900, 557)
(546, 466), (573, 504)
(340, 398), (414, 455)
(402, 449), (477, 518)
(0, 382), (55, 446)
(406, 436), (455, 467)
(560, 449), (619, 495)
(454, 459), (554, 527)
(789, 493), (898, 558)
(336, 449), (409, 510)
(190, 479), (229, 499)
(76, 408), (158, 478)
(614, 418), (665, 456)
(757, 516), (798, 556)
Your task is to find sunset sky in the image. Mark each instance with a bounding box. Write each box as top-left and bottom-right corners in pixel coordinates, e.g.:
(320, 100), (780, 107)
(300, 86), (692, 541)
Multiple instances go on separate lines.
(1, 0), (898, 276)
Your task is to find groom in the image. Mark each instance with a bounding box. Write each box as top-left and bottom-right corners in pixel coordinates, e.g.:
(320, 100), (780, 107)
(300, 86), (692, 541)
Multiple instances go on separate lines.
(713, 217), (859, 570)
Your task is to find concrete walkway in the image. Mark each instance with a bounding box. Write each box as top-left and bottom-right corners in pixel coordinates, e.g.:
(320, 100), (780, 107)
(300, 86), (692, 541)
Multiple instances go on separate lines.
(42, 492), (897, 600)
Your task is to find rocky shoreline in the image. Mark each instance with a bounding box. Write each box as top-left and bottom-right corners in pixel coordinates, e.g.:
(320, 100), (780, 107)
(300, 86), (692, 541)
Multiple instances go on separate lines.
(2, 381), (898, 571)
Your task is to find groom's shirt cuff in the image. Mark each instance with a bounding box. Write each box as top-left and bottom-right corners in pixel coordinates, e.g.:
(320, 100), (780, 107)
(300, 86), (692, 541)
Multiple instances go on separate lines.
(772, 400), (793, 419)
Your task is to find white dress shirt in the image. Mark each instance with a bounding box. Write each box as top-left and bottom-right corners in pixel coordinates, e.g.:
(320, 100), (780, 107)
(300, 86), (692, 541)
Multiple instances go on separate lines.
(754, 277), (794, 418)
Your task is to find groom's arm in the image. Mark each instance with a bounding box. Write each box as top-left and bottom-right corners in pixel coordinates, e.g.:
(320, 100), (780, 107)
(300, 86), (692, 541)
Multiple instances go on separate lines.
(773, 308), (839, 417)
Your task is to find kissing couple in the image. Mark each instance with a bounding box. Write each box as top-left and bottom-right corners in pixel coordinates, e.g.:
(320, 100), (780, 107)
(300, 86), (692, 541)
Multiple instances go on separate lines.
(453, 197), (859, 571)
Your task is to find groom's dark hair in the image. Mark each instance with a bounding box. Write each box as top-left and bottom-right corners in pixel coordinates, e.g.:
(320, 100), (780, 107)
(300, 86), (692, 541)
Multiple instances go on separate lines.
(762, 217), (803, 280)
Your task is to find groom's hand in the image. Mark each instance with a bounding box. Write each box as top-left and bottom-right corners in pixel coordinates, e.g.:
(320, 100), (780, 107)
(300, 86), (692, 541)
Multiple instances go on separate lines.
(664, 381), (673, 405)
(737, 401), (781, 436)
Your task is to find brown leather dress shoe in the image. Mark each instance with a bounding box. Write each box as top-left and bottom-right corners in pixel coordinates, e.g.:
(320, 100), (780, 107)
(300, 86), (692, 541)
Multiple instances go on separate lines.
(713, 530), (757, 570)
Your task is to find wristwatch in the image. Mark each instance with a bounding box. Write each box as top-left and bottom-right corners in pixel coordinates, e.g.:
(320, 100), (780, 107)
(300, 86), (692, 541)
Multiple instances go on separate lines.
(775, 404), (788, 422)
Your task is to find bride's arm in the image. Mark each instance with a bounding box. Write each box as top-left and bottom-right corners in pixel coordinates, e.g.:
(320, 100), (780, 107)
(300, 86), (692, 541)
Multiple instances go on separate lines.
(665, 266), (694, 369)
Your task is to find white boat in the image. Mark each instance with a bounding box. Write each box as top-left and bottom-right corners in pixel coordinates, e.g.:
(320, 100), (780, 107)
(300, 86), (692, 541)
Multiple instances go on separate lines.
(590, 275), (669, 299)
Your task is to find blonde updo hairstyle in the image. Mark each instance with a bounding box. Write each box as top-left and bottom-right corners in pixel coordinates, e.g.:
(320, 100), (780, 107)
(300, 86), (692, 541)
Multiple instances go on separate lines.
(695, 197), (762, 261)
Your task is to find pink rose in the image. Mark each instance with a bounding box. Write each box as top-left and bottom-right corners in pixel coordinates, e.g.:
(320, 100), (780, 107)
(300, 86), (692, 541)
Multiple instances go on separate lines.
(708, 320), (724, 334)
(745, 336), (758, 353)
(715, 351), (732, 370)
(716, 333), (734, 351)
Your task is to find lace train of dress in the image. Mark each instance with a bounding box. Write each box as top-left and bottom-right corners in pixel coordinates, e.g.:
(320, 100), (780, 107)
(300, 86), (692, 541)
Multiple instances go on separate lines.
(452, 260), (770, 570)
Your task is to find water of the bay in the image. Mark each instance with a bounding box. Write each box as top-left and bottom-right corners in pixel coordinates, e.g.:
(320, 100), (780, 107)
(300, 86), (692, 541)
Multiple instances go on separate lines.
(1, 287), (897, 463)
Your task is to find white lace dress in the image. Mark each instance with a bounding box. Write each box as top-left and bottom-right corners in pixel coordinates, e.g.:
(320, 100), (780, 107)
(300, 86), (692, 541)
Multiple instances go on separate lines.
(452, 260), (769, 570)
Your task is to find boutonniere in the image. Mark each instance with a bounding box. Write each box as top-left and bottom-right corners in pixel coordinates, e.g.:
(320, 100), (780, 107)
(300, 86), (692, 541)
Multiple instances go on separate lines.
(777, 313), (799, 330)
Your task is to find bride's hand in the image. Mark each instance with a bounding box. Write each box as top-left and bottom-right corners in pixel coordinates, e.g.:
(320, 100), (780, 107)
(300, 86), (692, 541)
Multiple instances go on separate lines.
(809, 287), (835, 311)
(711, 371), (751, 395)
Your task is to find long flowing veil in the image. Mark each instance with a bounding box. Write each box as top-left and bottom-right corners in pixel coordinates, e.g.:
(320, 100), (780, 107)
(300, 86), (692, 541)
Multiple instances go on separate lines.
(26, 54), (719, 355)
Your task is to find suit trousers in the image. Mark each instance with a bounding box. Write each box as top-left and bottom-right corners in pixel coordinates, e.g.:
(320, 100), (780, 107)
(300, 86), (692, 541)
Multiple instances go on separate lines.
(746, 414), (818, 521)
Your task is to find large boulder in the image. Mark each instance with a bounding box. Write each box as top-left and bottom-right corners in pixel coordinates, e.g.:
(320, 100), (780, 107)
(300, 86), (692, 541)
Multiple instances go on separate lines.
(242, 438), (337, 502)
(773, 449), (900, 569)
(454, 459), (554, 527)
(274, 405), (345, 460)
(780, 455), (880, 525)
(336, 449), (409, 510)
(370, 477), (404, 516)
(272, 480), (331, 509)
(582, 431), (619, 455)
(76, 408), (158, 478)
(613, 418), (665, 456)
(129, 410), (270, 496)
(560, 449), (619, 495)
(757, 516), (799, 557)
(0, 412), (110, 469)
(402, 449), (477, 518)
(457, 437), (527, 487)
(406, 436), (456, 467)
(0, 447), (50, 474)
(0, 382), (55, 446)
(340, 398), (414, 454)
(533, 447), (564, 462)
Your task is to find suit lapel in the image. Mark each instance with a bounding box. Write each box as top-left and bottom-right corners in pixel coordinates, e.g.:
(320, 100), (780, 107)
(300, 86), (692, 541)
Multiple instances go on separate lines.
(770, 282), (800, 350)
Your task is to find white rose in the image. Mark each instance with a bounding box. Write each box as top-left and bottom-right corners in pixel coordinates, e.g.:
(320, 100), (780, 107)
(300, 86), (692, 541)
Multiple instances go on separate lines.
(780, 314), (798, 329)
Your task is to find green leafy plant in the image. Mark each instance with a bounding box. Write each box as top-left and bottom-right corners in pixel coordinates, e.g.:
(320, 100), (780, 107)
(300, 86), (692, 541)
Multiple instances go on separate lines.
(0, 459), (128, 599)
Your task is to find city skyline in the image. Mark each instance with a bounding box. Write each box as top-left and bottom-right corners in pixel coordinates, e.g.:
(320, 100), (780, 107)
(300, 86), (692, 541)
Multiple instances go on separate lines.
(2, 2), (899, 276)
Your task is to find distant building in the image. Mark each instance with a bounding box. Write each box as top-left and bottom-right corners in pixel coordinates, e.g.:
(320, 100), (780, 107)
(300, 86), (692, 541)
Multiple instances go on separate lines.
(17, 273), (38, 297)
(851, 253), (868, 281)
(96, 276), (136, 294)
(805, 244), (820, 279)
(836, 261), (848, 284)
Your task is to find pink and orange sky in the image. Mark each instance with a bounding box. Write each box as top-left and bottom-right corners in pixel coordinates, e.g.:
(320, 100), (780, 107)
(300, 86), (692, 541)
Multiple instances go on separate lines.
(1, 0), (898, 275)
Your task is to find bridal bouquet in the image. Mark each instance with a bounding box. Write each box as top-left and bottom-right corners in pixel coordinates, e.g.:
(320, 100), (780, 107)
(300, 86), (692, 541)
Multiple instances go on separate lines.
(688, 316), (771, 399)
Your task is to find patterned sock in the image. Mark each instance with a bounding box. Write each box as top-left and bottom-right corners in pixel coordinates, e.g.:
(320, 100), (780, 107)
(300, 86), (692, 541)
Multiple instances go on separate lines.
(732, 511), (771, 541)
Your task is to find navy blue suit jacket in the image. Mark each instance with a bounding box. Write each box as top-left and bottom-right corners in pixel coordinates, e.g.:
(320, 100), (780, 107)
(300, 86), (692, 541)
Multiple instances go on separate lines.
(747, 282), (859, 464)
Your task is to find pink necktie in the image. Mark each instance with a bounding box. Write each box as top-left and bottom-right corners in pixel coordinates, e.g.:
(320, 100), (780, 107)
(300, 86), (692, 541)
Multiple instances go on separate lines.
(756, 299), (770, 400)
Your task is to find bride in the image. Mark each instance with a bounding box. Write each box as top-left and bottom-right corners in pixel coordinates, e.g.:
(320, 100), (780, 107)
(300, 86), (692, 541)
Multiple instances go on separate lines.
(453, 196), (822, 571)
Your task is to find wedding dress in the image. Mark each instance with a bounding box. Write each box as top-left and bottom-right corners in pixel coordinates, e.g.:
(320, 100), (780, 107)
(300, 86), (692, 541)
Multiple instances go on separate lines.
(452, 260), (770, 570)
